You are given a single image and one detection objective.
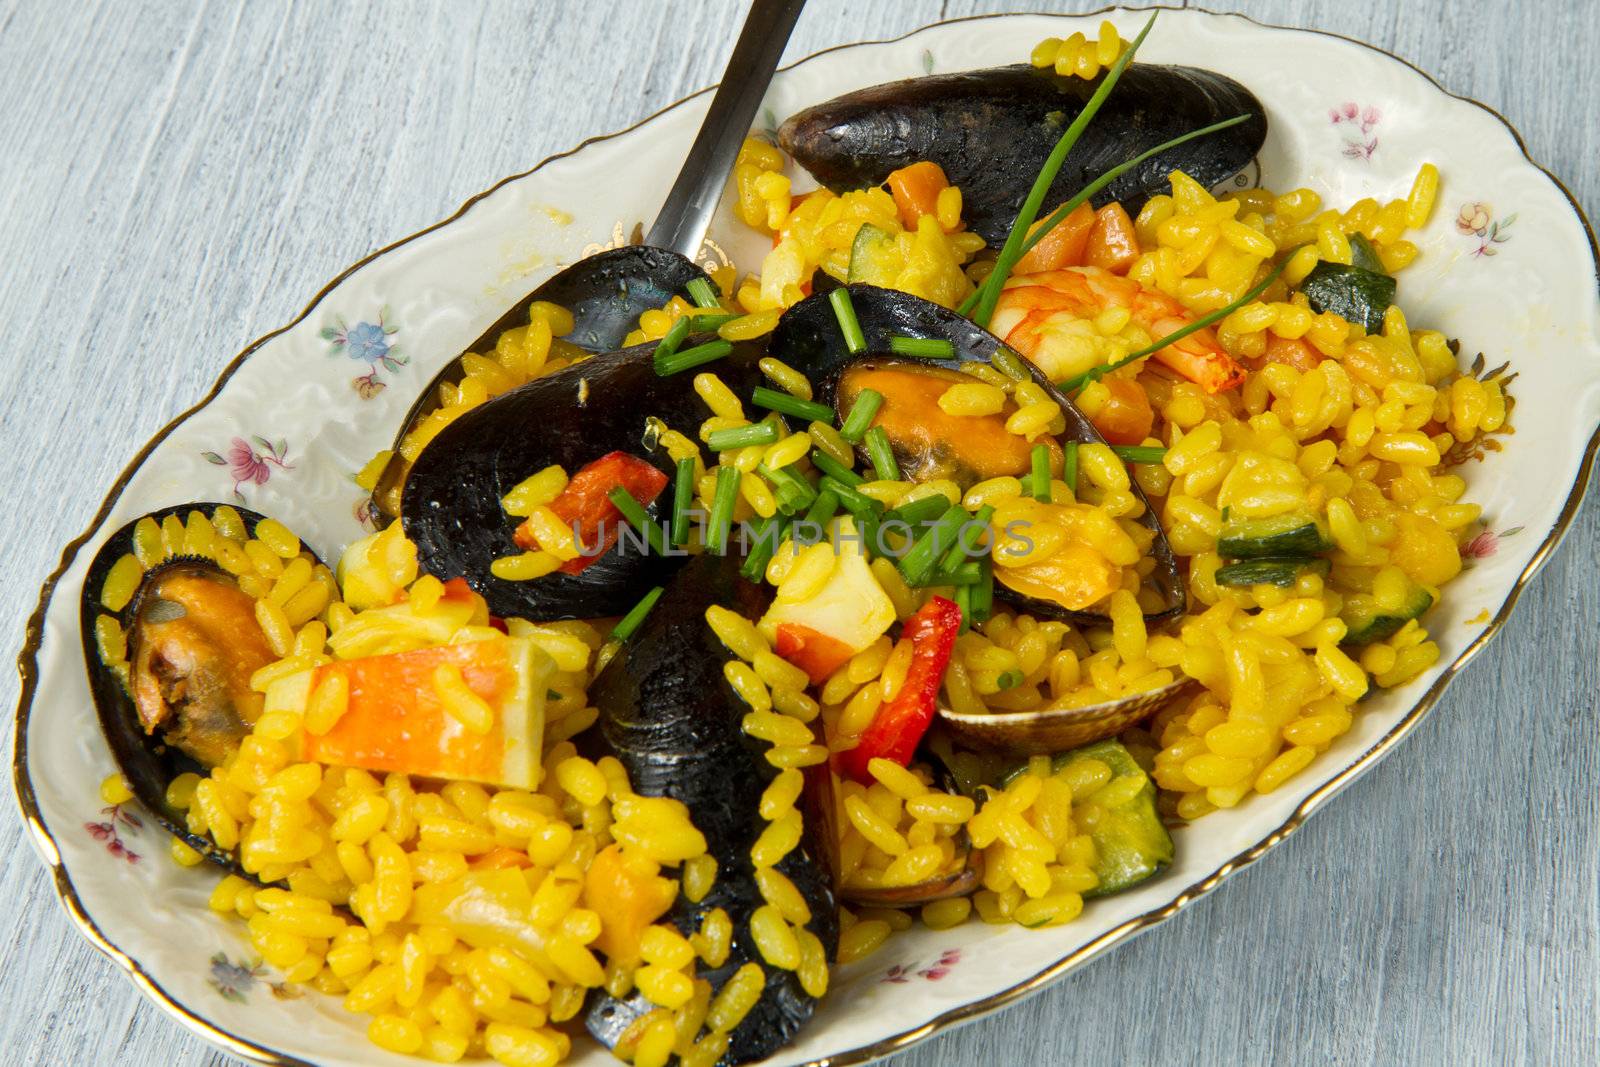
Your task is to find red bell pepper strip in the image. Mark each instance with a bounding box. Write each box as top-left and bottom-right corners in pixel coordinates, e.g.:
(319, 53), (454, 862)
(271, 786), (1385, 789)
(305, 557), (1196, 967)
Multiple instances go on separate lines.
(514, 451), (668, 575)
(441, 577), (476, 602)
(836, 596), (963, 784)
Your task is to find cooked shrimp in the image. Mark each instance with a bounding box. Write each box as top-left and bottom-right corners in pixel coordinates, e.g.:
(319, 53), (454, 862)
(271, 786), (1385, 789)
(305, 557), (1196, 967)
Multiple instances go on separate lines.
(990, 265), (1246, 394)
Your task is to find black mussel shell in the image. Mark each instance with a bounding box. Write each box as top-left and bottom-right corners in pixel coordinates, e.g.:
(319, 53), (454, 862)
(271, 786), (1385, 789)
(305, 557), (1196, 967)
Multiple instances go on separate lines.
(81, 503), (313, 879)
(373, 246), (711, 521)
(534, 246), (712, 355)
(401, 337), (769, 622)
(582, 553), (837, 1064)
(779, 63), (1268, 245)
(769, 284), (1184, 625)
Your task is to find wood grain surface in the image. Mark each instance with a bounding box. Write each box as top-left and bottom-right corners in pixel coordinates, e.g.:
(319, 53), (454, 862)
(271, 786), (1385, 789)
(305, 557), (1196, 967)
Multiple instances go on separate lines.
(1, 2), (1594, 1065)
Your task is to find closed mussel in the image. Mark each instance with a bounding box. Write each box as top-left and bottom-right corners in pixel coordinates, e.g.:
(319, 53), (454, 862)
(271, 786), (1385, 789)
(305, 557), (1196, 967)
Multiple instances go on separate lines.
(583, 553), (837, 1064)
(401, 335), (769, 622)
(373, 246), (712, 520)
(779, 62), (1267, 245)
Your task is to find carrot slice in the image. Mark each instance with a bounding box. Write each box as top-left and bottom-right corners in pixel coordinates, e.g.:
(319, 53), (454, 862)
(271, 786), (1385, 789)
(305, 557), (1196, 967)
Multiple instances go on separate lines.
(1089, 377), (1155, 445)
(1084, 203), (1140, 274)
(1014, 202), (1096, 274)
(473, 847), (532, 870)
(886, 161), (949, 230)
(584, 844), (679, 964)
(1261, 333), (1321, 372)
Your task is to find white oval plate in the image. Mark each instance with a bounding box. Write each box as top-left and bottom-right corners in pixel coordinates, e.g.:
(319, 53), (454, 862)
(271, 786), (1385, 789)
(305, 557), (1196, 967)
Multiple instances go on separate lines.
(14, 9), (1600, 1066)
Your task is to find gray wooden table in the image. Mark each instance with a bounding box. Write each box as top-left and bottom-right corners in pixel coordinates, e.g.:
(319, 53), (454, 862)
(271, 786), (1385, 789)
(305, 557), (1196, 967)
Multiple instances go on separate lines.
(2, 1), (1594, 1064)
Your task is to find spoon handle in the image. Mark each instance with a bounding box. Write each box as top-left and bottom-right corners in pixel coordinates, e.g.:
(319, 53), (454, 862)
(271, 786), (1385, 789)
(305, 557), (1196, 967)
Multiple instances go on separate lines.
(644, 0), (807, 259)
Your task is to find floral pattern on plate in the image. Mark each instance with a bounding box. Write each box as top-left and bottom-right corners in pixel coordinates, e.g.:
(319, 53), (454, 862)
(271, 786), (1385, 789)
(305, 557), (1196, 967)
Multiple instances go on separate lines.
(1457, 202), (1516, 256)
(1329, 101), (1381, 161)
(323, 311), (404, 398)
(201, 435), (293, 501)
(84, 802), (141, 864)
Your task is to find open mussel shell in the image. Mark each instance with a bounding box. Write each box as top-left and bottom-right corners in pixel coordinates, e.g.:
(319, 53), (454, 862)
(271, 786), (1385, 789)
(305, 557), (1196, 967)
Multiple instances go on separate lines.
(768, 283), (1185, 626)
(838, 754), (979, 908)
(372, 246), (711, 521)
(80, 502), (310, 879)
(779, 62), (1268, 245)
(582, 553), (837, 1063)
(843, 858), (978, 908)
(937, 677), (1194, 757)
(531, 246), (712, 354)
(401, 336), (769, 622)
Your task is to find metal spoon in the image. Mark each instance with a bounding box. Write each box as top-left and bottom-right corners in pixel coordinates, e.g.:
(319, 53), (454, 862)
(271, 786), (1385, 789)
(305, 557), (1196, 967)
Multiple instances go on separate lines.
(375, 0), (807, 517)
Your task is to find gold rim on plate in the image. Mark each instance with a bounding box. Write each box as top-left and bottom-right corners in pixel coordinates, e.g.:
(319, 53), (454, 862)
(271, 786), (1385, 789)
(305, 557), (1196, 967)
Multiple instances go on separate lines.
(12, 7), (1600, 1065)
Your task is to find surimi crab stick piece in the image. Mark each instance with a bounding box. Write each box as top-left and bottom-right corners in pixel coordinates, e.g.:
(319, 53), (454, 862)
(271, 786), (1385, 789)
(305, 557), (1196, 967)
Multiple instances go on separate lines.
(276, 635), (553, 789)
(760, 518), (896, 684)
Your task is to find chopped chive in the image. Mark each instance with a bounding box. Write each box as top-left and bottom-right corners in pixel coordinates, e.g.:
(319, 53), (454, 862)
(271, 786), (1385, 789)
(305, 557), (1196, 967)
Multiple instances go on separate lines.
(654, 316), (692, 361)
(740, 514), (789, 581)
(996, 668), (1025, 690)
(1030, 443), (1052, 501)
(655, 339), (733, 376)
(942, 561), (983, 585)
(1111, 445), (1168, 464)
(818, 475), (879, 518)
(935, 506), (994, 585)
(829, 287), (866, 354)
(670, 457), (696, 546)
(758, 462), (818, 514)
(934, 556), (985, 588)
(863, 426), (900, 480)
(751, 386), (834, 424)
(802, 488), (840, 530)
(610, 586), (664, 642)
(954, 581), (973, 634)
(888, 335), (954, 359)
(968, 12), (1158, 328)
(707, 466), (741, 553)
(899, 504), (972, 587)
(971, 558), (994, 622)
(1062, 441), (1079, 493)
(686, 277), (720, 309)
(838, 389), (884, 443)
(809, 449), (863, 487)
(883, 494), (950, 530)
(608, 486), (666, 556)
(690, 312), (738, 331)
(937, 504), (995, 574)
(706, 421), (781, 451)
(1057, 248), (1299, 394)
(856, 506), (886, 559)
(990, 347), (1031, 382)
